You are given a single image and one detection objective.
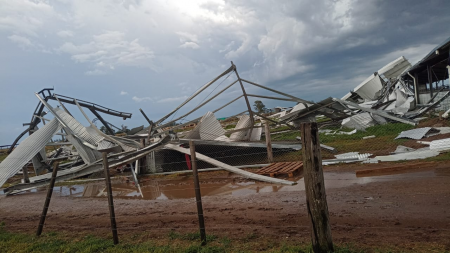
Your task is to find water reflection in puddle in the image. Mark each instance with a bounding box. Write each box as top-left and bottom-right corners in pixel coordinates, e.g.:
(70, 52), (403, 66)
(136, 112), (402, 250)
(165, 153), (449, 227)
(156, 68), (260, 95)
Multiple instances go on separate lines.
(53, 170), (437, 200)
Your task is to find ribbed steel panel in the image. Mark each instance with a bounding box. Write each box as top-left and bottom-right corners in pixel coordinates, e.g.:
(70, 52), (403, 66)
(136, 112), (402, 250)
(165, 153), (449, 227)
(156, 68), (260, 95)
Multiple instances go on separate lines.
(334, 152), (372, 160)
(66, 134), (100, 164)
(430, 138), (450, 151)
(249, 123), (262, 141)
(342, 112), (375, 130)
(230, 114), (251, 141)
(185, 112), (225, 140)
(395, 127), (436, 140)
(0, 118), (61, 187)
(54, 108), (103, 146)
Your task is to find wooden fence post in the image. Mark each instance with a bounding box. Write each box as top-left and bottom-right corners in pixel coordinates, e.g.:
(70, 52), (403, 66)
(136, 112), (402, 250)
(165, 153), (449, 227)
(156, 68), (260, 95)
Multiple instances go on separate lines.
(264, 121), (274, 163)
(22, 166), (30, 183)
(189, 140), (207, 245)
(300, 122), (334, 253)
(36, 162), (59, 236)
(102, 152), (119, 245)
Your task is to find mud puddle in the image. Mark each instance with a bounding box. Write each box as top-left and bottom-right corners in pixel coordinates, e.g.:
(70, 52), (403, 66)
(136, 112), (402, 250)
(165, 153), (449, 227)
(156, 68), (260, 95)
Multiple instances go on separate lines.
(48, 170), (440, 200)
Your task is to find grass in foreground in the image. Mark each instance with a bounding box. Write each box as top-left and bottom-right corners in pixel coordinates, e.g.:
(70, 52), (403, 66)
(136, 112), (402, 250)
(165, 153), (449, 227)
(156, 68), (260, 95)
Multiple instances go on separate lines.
(0, 225), (447, 253)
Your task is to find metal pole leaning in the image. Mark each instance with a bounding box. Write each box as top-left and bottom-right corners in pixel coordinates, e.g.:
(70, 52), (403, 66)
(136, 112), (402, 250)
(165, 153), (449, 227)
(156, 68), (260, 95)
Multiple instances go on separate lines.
(264, 121), (274, 163)
(300, 121), (334, 253)
(189, 140), (206, 245)
(36, 162), (59, 236)
(102, 151), (119, 245)
(231, 62), (255, 141)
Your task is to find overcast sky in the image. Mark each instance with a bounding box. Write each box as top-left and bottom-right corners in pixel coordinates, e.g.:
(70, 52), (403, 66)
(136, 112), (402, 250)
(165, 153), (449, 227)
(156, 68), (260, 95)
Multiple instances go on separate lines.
(1, 0), (449, 144)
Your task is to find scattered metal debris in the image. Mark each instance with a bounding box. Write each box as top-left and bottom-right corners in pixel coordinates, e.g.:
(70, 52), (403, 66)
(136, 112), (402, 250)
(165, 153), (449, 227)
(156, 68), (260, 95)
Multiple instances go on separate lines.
(395, 127), (440, 140)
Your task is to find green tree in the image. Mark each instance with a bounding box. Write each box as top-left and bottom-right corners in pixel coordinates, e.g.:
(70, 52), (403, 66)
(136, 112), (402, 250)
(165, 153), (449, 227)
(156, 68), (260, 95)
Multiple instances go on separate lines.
(253, 100), (266, 113)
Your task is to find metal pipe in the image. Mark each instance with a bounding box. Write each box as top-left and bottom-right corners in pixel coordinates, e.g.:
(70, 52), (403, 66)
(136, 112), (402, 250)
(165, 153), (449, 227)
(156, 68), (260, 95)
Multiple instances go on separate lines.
(247, 94), (297, 102)
(212, 95), (243, 113)
(102, 152), (119, 245)
(241, 79), (311, 104)
(89, 109), (115, 135)
(139, 109), (152, 125)
(155, 65), (234, 124)
(155, 80), (238, 130)
(189, 140), (206, 245)
(151, 98), (244, 138)
(407, 72), (419, 104)
(334, 98), (417, 126)
(36, 162), (59, 236)
(54, 95), (73, 117)
(232, 62), (254, 140)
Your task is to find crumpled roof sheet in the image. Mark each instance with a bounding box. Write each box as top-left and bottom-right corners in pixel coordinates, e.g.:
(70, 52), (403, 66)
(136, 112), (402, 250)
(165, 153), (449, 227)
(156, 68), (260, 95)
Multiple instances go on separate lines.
(430, 138), (450, 151)
(66, 134), (101, 164)
(395, 127), (438, 140)
(249, 123), (262, 141)
(185, 112), (225, 140)
(341, 112), (375, 130)
(0, 118), (61, 187)
(352, 74), (383, 101)
(334, 152), (372, 160)
(378, 56), (412, 80)
(230, 114), (251, 141)
(55, 108), (104, 146)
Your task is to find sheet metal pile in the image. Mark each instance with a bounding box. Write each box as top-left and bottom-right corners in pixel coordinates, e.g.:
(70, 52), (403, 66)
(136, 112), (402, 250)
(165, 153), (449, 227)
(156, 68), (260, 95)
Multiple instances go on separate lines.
(1, 38), (450, 194)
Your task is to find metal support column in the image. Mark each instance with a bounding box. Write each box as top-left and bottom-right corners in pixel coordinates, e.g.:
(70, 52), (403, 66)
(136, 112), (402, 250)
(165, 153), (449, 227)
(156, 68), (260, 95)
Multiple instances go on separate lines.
(90, 108), (114, 135)
(231, 61), (255, 140)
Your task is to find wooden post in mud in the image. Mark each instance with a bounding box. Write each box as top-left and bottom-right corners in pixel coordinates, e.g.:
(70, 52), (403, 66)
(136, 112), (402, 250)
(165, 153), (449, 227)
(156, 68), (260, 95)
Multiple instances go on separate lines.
(102, 151), (119, 245)
(22, 165), (30, 183)
(36, 162), (59, 236)
(264, 120), (274, 163)
(300, 121), (334, 253)
(189, 140), (207, 245)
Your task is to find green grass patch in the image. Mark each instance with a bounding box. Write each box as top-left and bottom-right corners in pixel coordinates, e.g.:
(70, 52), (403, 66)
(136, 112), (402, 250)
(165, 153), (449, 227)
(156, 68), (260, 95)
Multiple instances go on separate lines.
(0, 228), (445, 253)
(0, 153), (8, 162)
(224, 125), (236, 130)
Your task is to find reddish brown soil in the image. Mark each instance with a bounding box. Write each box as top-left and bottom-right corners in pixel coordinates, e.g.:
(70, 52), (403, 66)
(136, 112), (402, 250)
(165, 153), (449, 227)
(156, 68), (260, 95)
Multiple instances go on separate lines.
(0, 162), (449, 251)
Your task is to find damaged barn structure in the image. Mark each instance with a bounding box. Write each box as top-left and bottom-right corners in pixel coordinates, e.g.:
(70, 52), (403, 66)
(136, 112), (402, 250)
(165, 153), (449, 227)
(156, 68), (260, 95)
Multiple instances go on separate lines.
(1, 37), (450, 196)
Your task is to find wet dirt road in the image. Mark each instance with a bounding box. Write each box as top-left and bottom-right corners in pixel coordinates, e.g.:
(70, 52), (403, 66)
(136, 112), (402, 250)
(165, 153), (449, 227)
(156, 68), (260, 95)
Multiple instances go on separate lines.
(0, 163), (449, 250)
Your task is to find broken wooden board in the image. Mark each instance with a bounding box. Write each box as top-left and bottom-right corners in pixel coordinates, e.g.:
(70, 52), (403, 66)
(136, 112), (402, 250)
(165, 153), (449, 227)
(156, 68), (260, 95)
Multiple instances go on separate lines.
(256, 162), (303, 178)
(165, 144), (295, 185)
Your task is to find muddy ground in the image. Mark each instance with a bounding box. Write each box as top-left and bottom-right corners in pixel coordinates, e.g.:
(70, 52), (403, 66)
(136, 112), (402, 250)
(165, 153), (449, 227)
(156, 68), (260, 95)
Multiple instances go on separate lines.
(0, 161), (449, 251)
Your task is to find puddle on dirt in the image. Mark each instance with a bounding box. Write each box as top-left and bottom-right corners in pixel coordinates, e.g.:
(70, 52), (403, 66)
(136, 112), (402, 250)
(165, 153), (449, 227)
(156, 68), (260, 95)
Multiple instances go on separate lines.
(50, 170), (439, 200)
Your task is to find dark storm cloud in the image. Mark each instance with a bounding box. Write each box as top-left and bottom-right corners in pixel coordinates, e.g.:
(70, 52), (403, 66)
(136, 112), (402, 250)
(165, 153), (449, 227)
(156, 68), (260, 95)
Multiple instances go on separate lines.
(0, 0), (449, 143)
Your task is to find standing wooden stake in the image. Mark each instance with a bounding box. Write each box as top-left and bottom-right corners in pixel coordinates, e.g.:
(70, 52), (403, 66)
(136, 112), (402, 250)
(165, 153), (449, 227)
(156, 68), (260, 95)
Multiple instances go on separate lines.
(264, 121), (274, 163)
(36, 162), (59, 236)
(22, 166), (30, 183)
(300, 122), (334, 253)
(189, 140), (206, 245)
(102, 152), (119, 245)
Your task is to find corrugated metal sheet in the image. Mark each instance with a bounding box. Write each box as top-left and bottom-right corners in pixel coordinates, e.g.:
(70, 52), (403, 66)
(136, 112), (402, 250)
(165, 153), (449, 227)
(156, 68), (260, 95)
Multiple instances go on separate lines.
(185, 112), (225, 140)
(66, 134), (101, 164)
(370, 150), (439, 162)
(395, 127), (438, 140)
(31, 148), (48, 176)
(378, 56), (412, 80)
(230, 114), (251, 141)
(430, 138), (450, 151)
(341, 112), (375, 130)
(0, 118), (61, 187)
(352, 74), (383, 101)
(334, 152), (372, 160)
(54, 108), (103, 146)
(249, 123), (262, 141)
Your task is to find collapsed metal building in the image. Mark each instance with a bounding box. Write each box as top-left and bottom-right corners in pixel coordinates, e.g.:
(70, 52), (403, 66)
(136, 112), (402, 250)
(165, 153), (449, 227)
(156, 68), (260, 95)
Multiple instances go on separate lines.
(1, 36), (450, 194)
